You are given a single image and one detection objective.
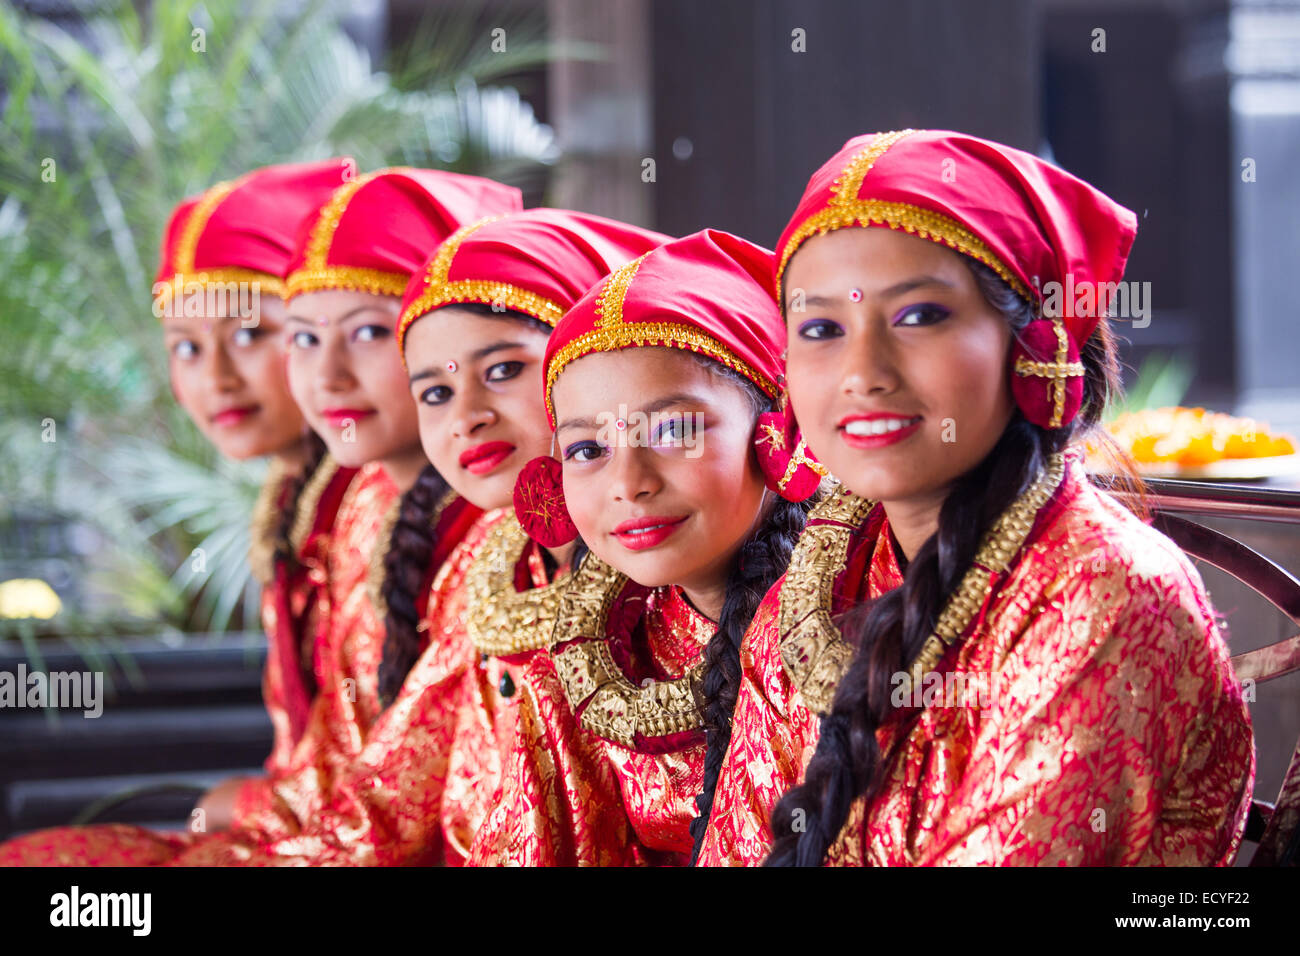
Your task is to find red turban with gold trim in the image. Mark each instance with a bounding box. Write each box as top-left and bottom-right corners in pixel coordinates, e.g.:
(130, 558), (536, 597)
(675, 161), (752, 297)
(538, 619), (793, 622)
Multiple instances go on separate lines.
(283, 167), (523, 301)
(543, 229), (786, 427)
(776, 129), (1138, 429)
(153, 158), (354, 313)
(395, 208), (671, 356)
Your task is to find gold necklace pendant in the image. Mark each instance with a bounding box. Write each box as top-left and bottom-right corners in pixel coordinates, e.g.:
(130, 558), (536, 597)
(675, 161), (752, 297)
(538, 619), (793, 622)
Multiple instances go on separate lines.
(463, 514), (568, 659)
(551, 552), (708, 749)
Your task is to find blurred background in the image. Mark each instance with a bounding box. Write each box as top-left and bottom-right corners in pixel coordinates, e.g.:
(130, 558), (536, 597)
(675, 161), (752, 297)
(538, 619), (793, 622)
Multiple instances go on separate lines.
(0, 0), (1297, 855)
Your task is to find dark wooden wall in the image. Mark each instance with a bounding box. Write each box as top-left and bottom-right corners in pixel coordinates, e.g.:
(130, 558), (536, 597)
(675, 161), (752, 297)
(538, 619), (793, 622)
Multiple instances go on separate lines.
(648, 0), (1039, 249)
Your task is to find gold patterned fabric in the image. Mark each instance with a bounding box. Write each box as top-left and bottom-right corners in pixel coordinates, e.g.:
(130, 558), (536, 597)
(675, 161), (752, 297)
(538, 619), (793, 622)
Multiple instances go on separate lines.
(439, 514), (568, 864)
(0, 464), (500, 866)
(697, 453), (1255, 866)
(468, 584), (715, 866)
(242, 457), (356, 807)
(696, 501), (902, 866)
(163, 509), (508, 865)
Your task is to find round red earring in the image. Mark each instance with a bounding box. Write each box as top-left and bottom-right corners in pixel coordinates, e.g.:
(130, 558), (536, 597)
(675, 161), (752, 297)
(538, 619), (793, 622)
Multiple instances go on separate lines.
(513, 456), (578, 547)
(754, 403), (827, 503)
(1009, 318), (1084, 429)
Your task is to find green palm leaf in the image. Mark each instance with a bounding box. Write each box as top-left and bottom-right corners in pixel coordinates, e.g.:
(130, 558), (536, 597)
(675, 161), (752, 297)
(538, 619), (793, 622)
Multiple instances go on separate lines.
(0, 0), (558, 643)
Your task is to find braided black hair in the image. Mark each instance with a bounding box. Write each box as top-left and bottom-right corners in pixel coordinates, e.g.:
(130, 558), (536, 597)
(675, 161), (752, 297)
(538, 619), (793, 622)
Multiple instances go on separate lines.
(688, 492), (810, 863)
(377, 462), (451, 707)
(271, 429), (329, 695)
(765, 257), (1128, 866)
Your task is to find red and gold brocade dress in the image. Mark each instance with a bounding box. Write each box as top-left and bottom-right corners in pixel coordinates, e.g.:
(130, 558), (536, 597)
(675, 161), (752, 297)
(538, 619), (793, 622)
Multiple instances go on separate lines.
(439, 515), (569, 864)
(0, 456), (376, 866)
(698, 451), (1255, 866)
(197, 513), (565, 866)
(468, 552), (715, 867)
(233, 454), (358, 819)
(164, 488), (491, 866)
(227, 460), (404, 828)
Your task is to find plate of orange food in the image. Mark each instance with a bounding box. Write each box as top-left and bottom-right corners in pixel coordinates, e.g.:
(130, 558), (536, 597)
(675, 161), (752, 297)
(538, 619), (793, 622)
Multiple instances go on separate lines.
(1091, 407), (1299, 480)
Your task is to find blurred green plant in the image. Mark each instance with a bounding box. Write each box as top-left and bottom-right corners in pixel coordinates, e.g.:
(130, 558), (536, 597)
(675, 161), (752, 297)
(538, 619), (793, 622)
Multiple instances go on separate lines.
(0, 0), (569, 639)
(1107, 351), (1195, 422)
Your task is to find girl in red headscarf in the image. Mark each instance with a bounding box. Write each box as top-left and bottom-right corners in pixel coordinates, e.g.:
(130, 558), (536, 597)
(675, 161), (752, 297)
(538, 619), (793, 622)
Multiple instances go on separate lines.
(0, 160), (362, 865)
(159, 160), (358, 829)
(163, 158), (366, 832)
(156, 168), (524, 863)
(0, 166), (520, 867)
(698, 130), (1254, 867)
(166, 209), (668, 865)
(468, 230), (819, 866)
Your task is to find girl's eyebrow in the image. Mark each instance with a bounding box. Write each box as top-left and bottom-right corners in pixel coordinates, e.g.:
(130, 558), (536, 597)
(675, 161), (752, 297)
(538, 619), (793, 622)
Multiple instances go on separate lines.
(409, 341), (528, 384)
(793, 276), (955, 310)
(641, 393), (706, 414)
(285, 305), (393, 325)
(162, 314), (241, 332)
(471, 341), (525, 361)
(555, 415), (599, 434)
(555, 393), (706, 433)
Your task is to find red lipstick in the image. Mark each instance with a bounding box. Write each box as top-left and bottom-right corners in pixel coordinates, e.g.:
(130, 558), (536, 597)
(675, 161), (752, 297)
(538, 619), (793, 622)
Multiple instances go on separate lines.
(459, 440), (516, 476)
(611, 514), (688, 552)
(322, 407), (375, 429)
(838, 411), (923, 449)
(212, 405), (258, 427)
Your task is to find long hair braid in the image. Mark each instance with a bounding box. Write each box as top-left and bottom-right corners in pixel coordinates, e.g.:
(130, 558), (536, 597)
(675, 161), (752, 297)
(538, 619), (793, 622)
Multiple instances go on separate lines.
(270, 430), (329, 695)
(689, 491), (812, 863)
(377, 463), (451, 708)
(765, 257), (1126, 866)
(270, 430), (328, 575)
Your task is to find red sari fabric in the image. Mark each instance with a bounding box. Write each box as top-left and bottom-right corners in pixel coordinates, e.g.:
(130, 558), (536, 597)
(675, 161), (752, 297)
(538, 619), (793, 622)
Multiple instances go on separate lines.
(238, 458), (358, 818)
(0, 464), (487, 865)
(468, 585), (715, 866)
(698, 455), (1255, 866)
(165, 509), (506, 865)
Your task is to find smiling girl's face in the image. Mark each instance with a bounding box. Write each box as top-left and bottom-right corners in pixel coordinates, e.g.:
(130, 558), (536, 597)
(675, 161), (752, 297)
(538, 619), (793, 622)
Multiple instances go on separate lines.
(164, 292), (306, 460)
(284, 289), (422, 471)
(403, 306), (553, 511)
(783, 227), (1015, 507)
(551, 347), (768, 607)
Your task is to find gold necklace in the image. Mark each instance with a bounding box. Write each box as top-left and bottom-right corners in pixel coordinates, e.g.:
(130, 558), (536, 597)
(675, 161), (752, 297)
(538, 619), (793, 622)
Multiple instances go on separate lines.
(463, 515), (568, 658)
(551, 552), (711, 748)
(779, 452), (1067, 714)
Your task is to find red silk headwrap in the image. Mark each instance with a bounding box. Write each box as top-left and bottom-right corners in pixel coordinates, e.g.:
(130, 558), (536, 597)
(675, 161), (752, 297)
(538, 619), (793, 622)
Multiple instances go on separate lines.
(543, 229), (787, 427)
(395, 208), (671, 357)
(775, 129), (1138, 429)
(153, 158), (354, 313)
(282, 167), (523, 301)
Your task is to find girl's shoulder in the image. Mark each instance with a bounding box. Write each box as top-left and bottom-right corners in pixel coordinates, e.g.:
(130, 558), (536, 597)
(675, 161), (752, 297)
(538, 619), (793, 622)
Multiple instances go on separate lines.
(1039, 471), (1212, 614)
(992, 470), (1228, 685)
(333, 461), (401, 551)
